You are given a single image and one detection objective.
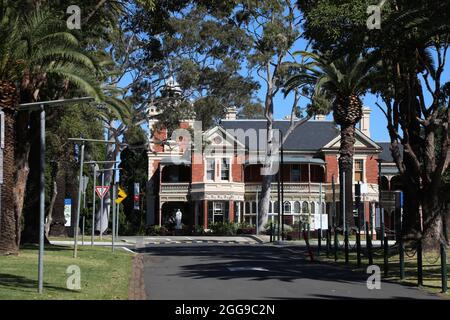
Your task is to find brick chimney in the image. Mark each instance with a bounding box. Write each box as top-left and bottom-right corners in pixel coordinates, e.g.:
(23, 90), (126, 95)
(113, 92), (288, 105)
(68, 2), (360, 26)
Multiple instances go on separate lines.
(360, 107), (371, 138)
(225, 106), (237, 120)
(315, 114), (326, 120)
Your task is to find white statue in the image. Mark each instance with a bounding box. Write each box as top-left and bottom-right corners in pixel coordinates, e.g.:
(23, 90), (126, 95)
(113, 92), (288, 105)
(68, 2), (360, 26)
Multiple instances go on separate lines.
(175, 209), (182, 230)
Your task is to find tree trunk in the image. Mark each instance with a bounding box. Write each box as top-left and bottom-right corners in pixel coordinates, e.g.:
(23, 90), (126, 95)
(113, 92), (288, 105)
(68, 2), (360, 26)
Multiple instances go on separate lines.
(421, 193), (446, 251)
(339, 124), (356, 230)
(13, 111), (32, 249)
(0, 109), (19, 255)
(49, 162), (68, 236)
(45, 181), (58, 238)
(21, 112), (47, 244)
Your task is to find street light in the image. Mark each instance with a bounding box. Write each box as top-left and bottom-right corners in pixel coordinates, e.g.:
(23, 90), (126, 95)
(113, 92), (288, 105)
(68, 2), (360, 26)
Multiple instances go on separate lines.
(17, 97), (94, 294)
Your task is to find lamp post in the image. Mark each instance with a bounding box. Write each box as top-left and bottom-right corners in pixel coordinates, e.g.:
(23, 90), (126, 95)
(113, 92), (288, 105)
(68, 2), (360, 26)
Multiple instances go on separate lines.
(17, 97), (94, 294)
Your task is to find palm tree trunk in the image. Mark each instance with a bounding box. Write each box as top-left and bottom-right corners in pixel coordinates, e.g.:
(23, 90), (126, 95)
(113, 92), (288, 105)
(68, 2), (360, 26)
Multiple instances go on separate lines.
(0, 108), (19, 255)
(339, 124), (356, 230)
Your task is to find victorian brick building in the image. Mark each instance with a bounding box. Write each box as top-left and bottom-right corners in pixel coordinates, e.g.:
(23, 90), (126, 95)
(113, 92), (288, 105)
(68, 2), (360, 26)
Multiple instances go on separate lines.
(146, 89), (401, 233)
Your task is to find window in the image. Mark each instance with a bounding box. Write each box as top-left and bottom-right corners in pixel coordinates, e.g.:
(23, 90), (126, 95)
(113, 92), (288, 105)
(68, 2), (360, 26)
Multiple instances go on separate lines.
(274, 201), (279, 213)
(292, 165), (301, 182)
(294, 201), (301, 213)
(302, 201), (309, 213)
(213, 202), (224, 223)
(206, 159), (215, 180)
(311, 202), (316, 214)
(284, 201), (291, 213)
(251, 201), (257, 214)
(355, 159), (364, 182)
(221, 158), (230, 181)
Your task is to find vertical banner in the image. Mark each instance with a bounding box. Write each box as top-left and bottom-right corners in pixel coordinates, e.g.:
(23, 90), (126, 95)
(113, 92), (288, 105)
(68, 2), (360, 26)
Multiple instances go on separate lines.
(133, 183), (140, 210)
(64, 199), (72, 226)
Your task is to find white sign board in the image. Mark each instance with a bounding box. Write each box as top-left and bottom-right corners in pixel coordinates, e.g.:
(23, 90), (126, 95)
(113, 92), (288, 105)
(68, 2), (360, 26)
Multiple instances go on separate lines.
(64, 198), (72, 227)
(313, 214), (328, 230)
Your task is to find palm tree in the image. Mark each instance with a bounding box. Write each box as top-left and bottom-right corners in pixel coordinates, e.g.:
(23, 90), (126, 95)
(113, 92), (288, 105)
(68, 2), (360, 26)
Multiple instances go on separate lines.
(0, 7), (102, 254)
(286, 52), (377, 230)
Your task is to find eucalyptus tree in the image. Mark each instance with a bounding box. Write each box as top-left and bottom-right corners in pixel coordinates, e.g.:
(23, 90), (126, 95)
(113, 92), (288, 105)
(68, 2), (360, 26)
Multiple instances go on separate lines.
(298, 0), (450, 249)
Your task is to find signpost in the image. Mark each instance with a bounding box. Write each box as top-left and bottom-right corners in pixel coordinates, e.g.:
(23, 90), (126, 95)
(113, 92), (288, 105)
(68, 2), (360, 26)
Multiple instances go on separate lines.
(64, 199), (72, 227)
(116, 186), (127, 204)
(95, 186), (110, 199)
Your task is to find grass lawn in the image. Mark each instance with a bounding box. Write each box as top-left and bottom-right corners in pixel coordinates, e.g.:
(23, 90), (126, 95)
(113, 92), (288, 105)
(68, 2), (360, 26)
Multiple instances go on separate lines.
(318, 243), (449, 298)
(0, 245), (133, 300)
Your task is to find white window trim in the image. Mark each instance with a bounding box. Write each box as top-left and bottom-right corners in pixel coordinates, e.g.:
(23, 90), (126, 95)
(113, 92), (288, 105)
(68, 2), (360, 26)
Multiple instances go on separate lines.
(353, 157), (366, 183)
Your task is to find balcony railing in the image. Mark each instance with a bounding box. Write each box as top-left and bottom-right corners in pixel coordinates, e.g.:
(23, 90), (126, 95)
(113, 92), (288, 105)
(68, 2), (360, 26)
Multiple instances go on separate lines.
(244, 182), (325, 193)
(160, 182), (190, 194)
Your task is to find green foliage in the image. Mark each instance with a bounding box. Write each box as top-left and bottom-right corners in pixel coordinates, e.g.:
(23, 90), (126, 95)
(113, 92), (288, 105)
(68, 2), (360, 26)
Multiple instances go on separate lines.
(119, 125), (149, 234)
(129, 0), (261, 129)
(210, 222), (239, 236)
(145, 225), (169, 236)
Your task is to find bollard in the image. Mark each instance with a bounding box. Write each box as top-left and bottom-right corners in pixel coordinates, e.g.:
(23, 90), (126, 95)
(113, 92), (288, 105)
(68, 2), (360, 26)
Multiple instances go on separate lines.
(417, 239), (423, 286)
(270, 223), (273, 243)
(334, 227), (338, 262)
(326, 226), (331, 257)
(356, 230), (361, 267)
(318, 228), (322, 256)
(399, 237), (405, 280)
(366, 222), (373, 265)
(384, 233), (389, 277)
(441, 242), (448, 293)
(344, 230), (349, 265)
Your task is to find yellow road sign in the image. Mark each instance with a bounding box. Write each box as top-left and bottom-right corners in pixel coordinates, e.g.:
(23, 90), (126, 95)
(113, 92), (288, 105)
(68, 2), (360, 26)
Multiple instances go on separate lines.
(116, 186), (127, 204)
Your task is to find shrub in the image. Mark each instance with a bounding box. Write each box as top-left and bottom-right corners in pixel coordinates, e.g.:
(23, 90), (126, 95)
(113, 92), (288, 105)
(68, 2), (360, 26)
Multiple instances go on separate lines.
(145, 225), (169, 236)
(210, 222), (238, 236)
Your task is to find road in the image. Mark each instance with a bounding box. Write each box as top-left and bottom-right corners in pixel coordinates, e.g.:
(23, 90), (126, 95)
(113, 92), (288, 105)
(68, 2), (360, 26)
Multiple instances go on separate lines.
(139, 244), (442, 300)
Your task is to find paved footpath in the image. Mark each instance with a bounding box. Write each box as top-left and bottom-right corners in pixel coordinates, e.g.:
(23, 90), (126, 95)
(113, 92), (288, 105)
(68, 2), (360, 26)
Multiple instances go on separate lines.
(140, 244), (443, 300)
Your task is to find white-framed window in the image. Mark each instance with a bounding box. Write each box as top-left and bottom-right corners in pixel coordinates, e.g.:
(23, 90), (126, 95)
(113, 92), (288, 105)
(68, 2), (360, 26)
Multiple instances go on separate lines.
(213, 202), (224, 223)
(284, 201), (291, 213)
(221, 158), (230, 181)
(294, 201), (301, 213)
(206, 158), (215, 181)
(302, 201), (309, 213)
(354, 159), (364, 183)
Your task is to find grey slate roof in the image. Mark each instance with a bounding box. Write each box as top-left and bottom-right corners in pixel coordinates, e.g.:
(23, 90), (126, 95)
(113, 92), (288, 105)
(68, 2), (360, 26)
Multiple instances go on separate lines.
(220, 119), (340, 151)
(378, 142), (403, 163)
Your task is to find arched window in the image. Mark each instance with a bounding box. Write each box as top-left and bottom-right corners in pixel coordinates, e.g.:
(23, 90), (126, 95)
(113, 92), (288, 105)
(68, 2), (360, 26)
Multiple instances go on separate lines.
(284, 201), (291, 213)
(274, 201), (279, 213)
(310, 202), (316, 214)
(302, 201), (309, 213)
(294, 201), (301, 213)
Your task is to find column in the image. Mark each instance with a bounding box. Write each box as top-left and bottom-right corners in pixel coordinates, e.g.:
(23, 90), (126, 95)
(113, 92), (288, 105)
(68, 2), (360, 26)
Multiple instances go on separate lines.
(203, 200), (208, 229)
(229, 200), (234, 223)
